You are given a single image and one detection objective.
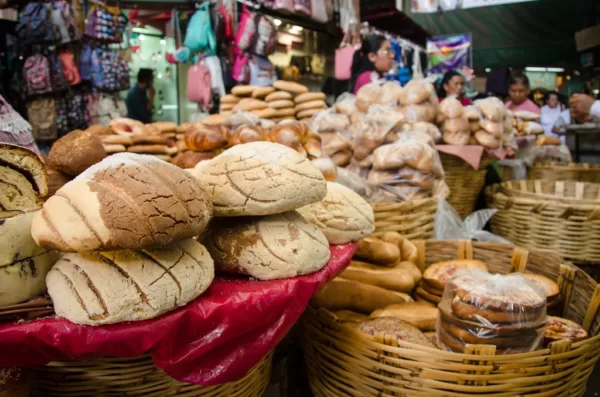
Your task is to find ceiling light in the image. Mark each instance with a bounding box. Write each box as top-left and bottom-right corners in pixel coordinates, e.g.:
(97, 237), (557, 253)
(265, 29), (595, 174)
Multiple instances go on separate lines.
(485, 68), (491, 73)
(273, 18), (281, 26)
(160, 39), (166, 45)
(139, 34), (145, 41)
(546, 67), (564, 72)
(566, 75), (571, 80)
(525, 67), (546, 72)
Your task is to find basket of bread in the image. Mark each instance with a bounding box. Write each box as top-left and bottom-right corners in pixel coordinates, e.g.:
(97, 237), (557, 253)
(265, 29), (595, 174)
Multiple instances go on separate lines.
(486, 179), (600, 263)
(303, 239), (600, 396)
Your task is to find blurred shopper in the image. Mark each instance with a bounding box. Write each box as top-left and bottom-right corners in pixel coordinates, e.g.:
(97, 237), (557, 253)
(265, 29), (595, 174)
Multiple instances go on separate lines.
(351, 34), (394, 94)
(505, 73), (541, 115)
(570, 94), (600, 121)
(438, 71), (472, 105)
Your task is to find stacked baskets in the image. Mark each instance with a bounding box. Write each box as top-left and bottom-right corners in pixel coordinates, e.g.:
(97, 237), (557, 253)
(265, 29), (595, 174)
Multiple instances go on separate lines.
(302, 240), (600, 396)
(486, 180), (600, 263)
(371, 198), (439, 239)
(529, 162), (600, 183)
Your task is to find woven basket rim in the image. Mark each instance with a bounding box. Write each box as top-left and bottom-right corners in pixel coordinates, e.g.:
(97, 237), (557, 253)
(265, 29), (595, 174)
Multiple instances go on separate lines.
(533, 162), (600, 171)
(370, 196), (439, 210)
(486, 180), (600, 208)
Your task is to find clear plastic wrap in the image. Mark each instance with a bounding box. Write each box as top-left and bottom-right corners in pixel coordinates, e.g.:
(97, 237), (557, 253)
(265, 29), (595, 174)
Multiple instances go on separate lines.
(436, 269), (547, 354)
(310, 109), (351, 133)
(380, 81), (403, 107)
(513, 110), (541, 122)
(355, 82), (383, 112)
(474, 97), (505, 122)
(372, 139), (444, 177)
(321, 131), (352, 157)
(464, 105), (481, 121)
(399, 79), (436, 106)
(311, 155), (338, 182)
(401, 103), (437, 123)
(350, 110), (399, 161)
(439, 97), (464, 119)
(335, 167), (375, 200)
(365, 104), (404, 130)
(402, 122), (442, 143)
(335, 93), (356, 116)
(522, 121), (544, 135)
(442, 117), (471, 145)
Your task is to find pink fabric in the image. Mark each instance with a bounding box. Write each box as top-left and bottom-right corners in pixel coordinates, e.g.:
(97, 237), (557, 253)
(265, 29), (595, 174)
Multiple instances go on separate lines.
(436, 144), (485, 169)
(353, 71), (377, 94)
(505, 98), (541, 115)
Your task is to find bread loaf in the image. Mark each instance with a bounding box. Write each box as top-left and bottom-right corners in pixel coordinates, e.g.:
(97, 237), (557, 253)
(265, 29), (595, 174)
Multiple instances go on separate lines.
(355, 237), (400, 265)
(193, 142), (326, 216)
(265, 91), (293, 102)
(0, 211), (59, 307)
(109, 118), (144, 136)
(252, 87), (275, 98)
(0, 144), (48, 217)
(32, 153), (213, 252)
(273, 80), (309, 95)
(295, 92), (326, 104)
(312, 278), (413, 314)
(204, 211), (330, 280)
(46, 239), (214, 325)
(370, 303), (439, 331)
(296, 182), (374, 244)
(339, 260), (415, 293)
(379, 232), (419, 265)
(184, 124), (228, 152)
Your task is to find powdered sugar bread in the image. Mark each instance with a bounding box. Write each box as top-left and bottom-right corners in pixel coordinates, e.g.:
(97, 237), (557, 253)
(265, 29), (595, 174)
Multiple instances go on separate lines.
(296, 182), (374, 244)
(31, 153), (213, 252)
(203, 211), (330, 280)
(193, 142), (327, 216)
(356, 317), (437, 349)
(46, 239), (214, 325)
(544, 316), (587, 345)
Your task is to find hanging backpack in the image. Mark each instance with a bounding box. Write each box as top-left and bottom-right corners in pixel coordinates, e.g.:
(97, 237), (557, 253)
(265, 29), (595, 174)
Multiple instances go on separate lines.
(67, 94), (85, 130)
(16, 3), (58, 44)
(27, 98), (58, 141)
(48, 52), (68, 92)
(249, 55), (276, 87)
(55, 97), (69, 136)
(311, 0), (331, 22)
(60, 50), (81, 86)
(98, 94), (120, 125)
(184, 4), (216, 55)
(117, 55), (130, 91)
(83, 92), (100, 125)
(232, 50), (250, 84)
(50, 0), (79, 44)
(23, 54), (53, 96)
(80, 44), (93, 81)
(187, 56), (212, 109)
(219, 6), (234, 41)
(235, 8), (277, 57)
(86, 5), (117, 42)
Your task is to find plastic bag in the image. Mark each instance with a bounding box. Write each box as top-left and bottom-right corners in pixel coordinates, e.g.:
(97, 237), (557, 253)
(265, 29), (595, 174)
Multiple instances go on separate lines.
(437, 269), (546, 354)
(335, 167), (375, 200)
(401, 103), (436, 123)
(474, 97), (505, 122)
(398, 79), (436, 106)
(335, 93), (356, 115)
(434, 198), (512, 243)
(350, 111), (398, 161)
(365, 104), (404, 130)
(310, 109), (350, 133)
(402, 122), (442, 143)
(439, 97), (464, 119)
(372, 139), (444, 177)
(223, 111), (260, 128)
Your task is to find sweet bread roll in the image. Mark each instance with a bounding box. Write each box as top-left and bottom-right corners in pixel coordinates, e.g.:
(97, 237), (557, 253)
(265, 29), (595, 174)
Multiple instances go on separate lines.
(268, 99), (295, 109)
(356, 317), (436, 348)
(474, 130), (501, 149)
(536, 135), (561, 146)
(401, 103), (436, 123)
(231, 85), (256, 96)
(221, 94), (241, 104)
(86, 124), (112, 136)
(423, 259), (488, 291)
(103, 144), (127, 153)
(184, 124), (228, 152)
(480, 119), (503, 138)
(109, 118), (143, 136)
(48, 130), (107, 176)
(265, 91), (293, 102)
(193, 142), (326, 216)
(32, 153), (213, 252)
(273, 80), (309, 95)
(201, 114), (228, 126)
(379, 232), (419, 265)
(439, 97), (464, 119)
(311, 155), (338, 182)
(370, 303), (439, 331)
(234, 99), (268, 112)
(204, 211), (330, 280)
(355, 83), (382, 112)
(132, 135), (172, 145)
(545, 316), (587, 345)
(464, 106), (481, 121)
(399, 80), (434, 105)
(331, 150), (352, 167)
(220, 103), (234, 111)
(275, 108), (296, 117)
(227, 124), (264, 146)
(252, 107), (278, 119)
(252, 86), (276, 98)
(171, 150), (216, 169)
(150, 121), (177, 134)
(296, 181), (374, 244)
(296, 100), (327, 112)
(265, 121), (322, 158)
(294, 92), (326, 104)
(340, 260), (415, 293)
(297, 107), (326, 120)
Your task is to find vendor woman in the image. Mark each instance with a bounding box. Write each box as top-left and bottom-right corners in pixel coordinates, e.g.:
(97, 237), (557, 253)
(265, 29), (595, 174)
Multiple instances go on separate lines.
(438, 71), (472, 106)
(505, 73), (541, 115)
(351, 34), (394, 94)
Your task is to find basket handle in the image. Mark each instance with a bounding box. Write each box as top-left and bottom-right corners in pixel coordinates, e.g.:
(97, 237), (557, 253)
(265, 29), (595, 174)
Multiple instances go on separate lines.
(557, 264), (576, 318)
(582, 285), (600, 332)
(509, 247), (529, 273)
(456, 240), (473, 260)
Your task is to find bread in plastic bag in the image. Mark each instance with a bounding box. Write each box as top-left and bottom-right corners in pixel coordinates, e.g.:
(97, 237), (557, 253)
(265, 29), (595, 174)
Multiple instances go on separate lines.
(514, 110), (540, 122)
(437, 268), (547, 354)
(330, 149), (353, 167)
(335, 93), (356, 116)
(401, 103), (436, 123)
(439, 97), (464, 119)
(399, 80), (435, 106)
(474, 97), (505, 122)
(335, 167), (375, 200)
(464, 105), (481, 121)
(321, 131), (352, 157)
(372, 140), (444, 176)
(469, 120), (481, 133)
(480, 119), (503, 138)
(368, 168), (435, 190)
(442, 117), (471, 145)
(380, 81), (403, 107)
(310, 110), (350, 133)
(474, 130), (501, 149)
(356, 82), (383, 112)
(223, 111), (261, 128)
(402, 122), (442, 143)
(350, 110), (399, 161)
(365, 104), (404, 130)
(523, 121), (544, 135)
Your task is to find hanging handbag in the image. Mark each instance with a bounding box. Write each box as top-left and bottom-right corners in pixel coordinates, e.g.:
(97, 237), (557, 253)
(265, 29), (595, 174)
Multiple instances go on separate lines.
(249, 55), (276, 87)
(187, 55), (212, 109)
(335, 30), (360, 80)
(184, 3), (216, 55)
(59, 50), (81, 86)
(27, 98), (58, 141)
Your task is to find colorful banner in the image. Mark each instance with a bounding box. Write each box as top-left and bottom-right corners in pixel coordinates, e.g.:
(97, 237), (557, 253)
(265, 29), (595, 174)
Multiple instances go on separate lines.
(412, 0), (537, 13)
(427, 34), (472, 74)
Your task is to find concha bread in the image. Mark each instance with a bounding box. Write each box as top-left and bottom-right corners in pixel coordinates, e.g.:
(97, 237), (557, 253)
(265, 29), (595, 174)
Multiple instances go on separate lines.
(32, 153), (213, 252)
(0, 210), (59, 307)
(46, 239), (214, 325)
(296, 182), (374, 244)
(193, 142), (326, 216)
(203, 211), (330, 280)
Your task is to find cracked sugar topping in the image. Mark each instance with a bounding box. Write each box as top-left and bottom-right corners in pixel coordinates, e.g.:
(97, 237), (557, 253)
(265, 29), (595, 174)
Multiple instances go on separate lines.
(76, 153), (169, 181)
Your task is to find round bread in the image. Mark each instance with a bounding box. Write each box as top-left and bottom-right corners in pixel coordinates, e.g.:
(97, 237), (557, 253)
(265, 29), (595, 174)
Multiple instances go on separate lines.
(221, 94), (241, 104)
(469, 121), (481, 133)
(399, 80), (434, 105)
(523, 273), (560, 301)
(450, 298), (545, 324)
(85, 124), (112, 136)
(171, 151), (216, 169)
(476, 99), (505, 121)
(415, 285), (442, 304)
(514, 110), (541, 122)
(423, 260), (489, 291)
(297, 107), (326, 120)
(440, 309), (545, 336)
(150, 121), (177, 134)
(296, 100), (327, 112)
(32, 153), (213, 252)
(420, 280), (444, 296)
(127, 144), (170, 154)
(474, 130), (501, 149)
(356, 317), (437, 349)
(369, 303), (439, 332)
(275, 108), (297, 117)
(294, 92), (326, 104)
(220, 103), (234, 111)
(545, 316), (587, 345)
(102, 144), (127, 153)
(234, 99), (268, 112)
(439, 97), (464, 119)
(443, 129), (471, 145)
(252, 107), (278, 119)
(441, 316), (542, 347)
(137, 124), (162, 136)
(401, 103), (436, 123)
(273, 80), (309, 95)
(480, 119), (503, 138)
(296, 182), (374, 244)
(203, 211), (330, 280)
(355, 83), (382, 112)
(266, 91), (293, 102)
(252, 86), (276, 98)
(193, 141), (327, 216)
(268, 99), (295, 109)
(464, 106), (481, 121)
(48, 130), (107, 176)
(109, 118), (143, 136)
(231, 85), (256, 96)
(202, 114), (229, 126)
(437, 326), (531, 354)
(132, 135), (172, 145)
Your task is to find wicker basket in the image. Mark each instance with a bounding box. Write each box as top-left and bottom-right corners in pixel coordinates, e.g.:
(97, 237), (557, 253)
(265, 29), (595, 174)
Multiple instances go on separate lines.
(486, 180), (600, 263)
(371, 197), (438, 239)
(30, 351), (273, 397)
(440, 152), (494, 219)
(529, 162), (600, 184)
(302, 240), (600, 397)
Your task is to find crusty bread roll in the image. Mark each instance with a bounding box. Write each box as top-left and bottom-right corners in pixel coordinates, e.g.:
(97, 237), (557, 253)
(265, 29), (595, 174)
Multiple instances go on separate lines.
(86, 124), (113, 136)
(355, 317), (437, 348)
(193, 142), (326, 216)
(536, 135), (561, 146)
(171, 151), (216, 169)
(355, 237), (400, 265)
(379, 232), (419, 265)
(268, 99), (295, 109)
(296, 100), (327, 112)
(439, 97), (464, 119)
(227, 124), (264, 146)
(32, 153), (213, 252)
(275, 108), (296, 117)
(131, 135), (172, 145)
(401, 103), (436, 123)
(234, 99), (268, 112)
(48, 130), (107, 176)
(273, 80), (309, 95)
(46, 239), (214, 325)
(102, 135), (132, 145)
(312, 278), (413, 314)
(0, 211), (59, 307)
(295, 92), (326, 104)
(355, 83), (382, 112)
(264, 121), (322, 158)
(251, 107), (278, 119)
(103, 144), (127, 153)
(339, 260), (415, 293)
(231, 85), (256, 96)
(399, 80), (434, 105)
(331, 150), (352, 167)
(221, 94), (241, 104)
(370, 303), (439, 331)
(0, 144), (48, 217)
(252, 87), (276, 98)
(297, 107), (326, 120)
(296, 182), (374, 244)
(204, 211), (330, 280)
(202, 114), (229, 126)
(480, 119), (503, 138)
(474, 130), (501, 149)
(464, 106), (481, 121)
(265, 91), (293, 102)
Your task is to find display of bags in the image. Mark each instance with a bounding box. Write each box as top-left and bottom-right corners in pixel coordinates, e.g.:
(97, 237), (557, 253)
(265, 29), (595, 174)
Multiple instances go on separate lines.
(235, 7), (277, 57)
(293, 0), (311, 16)
(272, 0), (293, 12)
(16, 2), (58, 44)
(91, 48), (125, 92)
(335, 46), (356, 80)
(184, 3), (216, 55)
(205, 55), (226, 97)
(98, 94), (122, 125)
(48, 53), (68, 92)
(67, 94), (85, 130)
(80, 44), (93, 81)
(86, 5), (126, 43)
(27, 98), (58, 141)
(83, 92), (100, 125)
(232, 50), (250, 83)
(51, 0), (80, 44)
(187, 56), (212, 109)
(59, 50), (81, 86)
(311, 0), (332, 22)
(23, 54), (53, 96)
(249, 55), (276, 87)
(55, 97), (69, 136)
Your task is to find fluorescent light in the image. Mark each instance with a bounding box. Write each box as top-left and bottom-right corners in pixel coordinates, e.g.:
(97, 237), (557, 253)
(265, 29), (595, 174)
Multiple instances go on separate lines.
(525, 67), (546, 72)
(594, 89), (599, 95)
(566, 75), (571, 80)
(160, 39), (166, 45)
(273, 18), (281, 26)
(547, 67), (564, 72)
(485, 68), (491, 73)
(139, 34), (145, 41)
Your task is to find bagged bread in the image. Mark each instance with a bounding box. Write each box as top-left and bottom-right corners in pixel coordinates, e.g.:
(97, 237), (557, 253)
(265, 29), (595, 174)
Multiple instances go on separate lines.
(321, 132), (352, 157)
(193, 142), (327, 216)
(474, 97), (505, 122)
(380, 81), (403, 107)
(439, 97), (464, 119)
(264, 121), (322, 158)
(399, 80), (435, 105)
(335, 167), (375, 199)
(401, 103), (436, 123)
(514, 110), (541, 122)
(370, 303), (439, 331)
(402, 122), (442, 143)
(464, 106), (481, 121)
(310, 110), (350, 133)
(356, 83), (383, 112)
(480, 119), (503, 138)
(32, 153), (213, 252)
(204, 211), (330, 280)
(297, 182), (374, 244)
(372, 139), (444, 176)
(335, 93), (356, 115)
(474, 130), (501, 149)
(523, 121), (545, 135)
(442, 117), (471, 145)
(311, 155), (338, 182)
(47, 239), (214, 325)
(351, 115), (398, 161)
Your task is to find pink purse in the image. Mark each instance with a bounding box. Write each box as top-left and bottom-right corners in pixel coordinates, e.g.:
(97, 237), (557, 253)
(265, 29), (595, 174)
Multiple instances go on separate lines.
(187, 56), (212, 109)
(335, 46), (356, 80)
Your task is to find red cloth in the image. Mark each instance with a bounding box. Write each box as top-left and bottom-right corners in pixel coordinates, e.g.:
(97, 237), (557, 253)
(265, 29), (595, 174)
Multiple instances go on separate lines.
(0, 244), (356, 386)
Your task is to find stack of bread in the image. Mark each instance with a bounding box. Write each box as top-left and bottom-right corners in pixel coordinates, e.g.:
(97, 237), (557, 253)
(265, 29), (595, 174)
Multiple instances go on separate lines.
(418, 260), (489, 305)
(400, 121), (442, 144)
(0, 144), (59, 320)
(513, 110), (544, 136)
(438, 97), (470, 145)
(355, 81), (403, 112)
(470, 98), (506, 149)
(310, 111), (353, 167)
(437, 269), (548, 354)
(399, 80), (438, 124)
(30, 153), (215, 325)
(217, 81), (327, 123)
(368, 131), (448, 201)
(192, 142), (374, 280)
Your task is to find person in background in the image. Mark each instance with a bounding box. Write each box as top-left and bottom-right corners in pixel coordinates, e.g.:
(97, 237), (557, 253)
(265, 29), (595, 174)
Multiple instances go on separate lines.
(0, 94), (40, 155)
(438, 70), (472, 105)
(540, 91), (565, 141)
(126, 68), (154, 123)
(570, 93), (600, 121)
(351, 34), (394, 94)
(505, 73), (541, 115)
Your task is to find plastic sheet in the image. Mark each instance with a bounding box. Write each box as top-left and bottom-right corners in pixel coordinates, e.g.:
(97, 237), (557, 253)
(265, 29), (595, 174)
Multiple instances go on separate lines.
(334, 93), (356, 116)
(0, 244), (356, 386)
